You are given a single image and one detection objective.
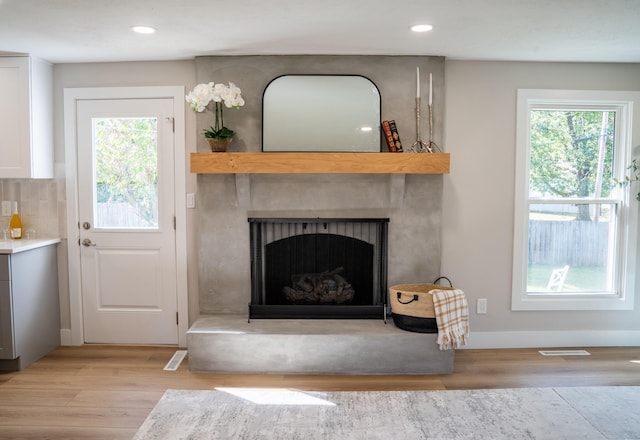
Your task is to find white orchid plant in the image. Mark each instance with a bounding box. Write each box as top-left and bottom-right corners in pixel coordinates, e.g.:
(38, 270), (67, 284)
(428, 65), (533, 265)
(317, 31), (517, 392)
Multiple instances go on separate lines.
(186, 81), (245, 140)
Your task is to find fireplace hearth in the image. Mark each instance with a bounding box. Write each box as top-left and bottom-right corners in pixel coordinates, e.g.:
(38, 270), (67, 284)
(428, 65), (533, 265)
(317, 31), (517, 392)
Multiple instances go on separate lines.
(249, 218), (389, 319)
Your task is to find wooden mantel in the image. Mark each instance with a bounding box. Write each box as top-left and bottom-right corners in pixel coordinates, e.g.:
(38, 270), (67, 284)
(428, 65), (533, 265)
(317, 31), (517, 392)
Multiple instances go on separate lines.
(190, 152), (450, 174)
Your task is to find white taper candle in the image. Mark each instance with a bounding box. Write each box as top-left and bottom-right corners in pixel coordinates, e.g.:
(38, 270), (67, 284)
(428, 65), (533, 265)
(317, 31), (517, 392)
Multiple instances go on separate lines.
(416, 67), (420, 98)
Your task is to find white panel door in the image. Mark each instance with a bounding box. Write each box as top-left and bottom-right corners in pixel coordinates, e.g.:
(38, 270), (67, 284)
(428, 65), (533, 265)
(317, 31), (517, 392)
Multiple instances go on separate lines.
(77, 98), (178, 344)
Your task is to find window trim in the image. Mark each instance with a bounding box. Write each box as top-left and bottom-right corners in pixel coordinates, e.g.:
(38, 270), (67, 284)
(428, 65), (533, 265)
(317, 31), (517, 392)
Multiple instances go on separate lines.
(512, 89), (638, 311)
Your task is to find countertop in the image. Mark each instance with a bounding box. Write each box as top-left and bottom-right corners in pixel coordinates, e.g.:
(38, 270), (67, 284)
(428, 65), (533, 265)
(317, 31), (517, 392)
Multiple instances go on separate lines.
(0, 238), (61, 254)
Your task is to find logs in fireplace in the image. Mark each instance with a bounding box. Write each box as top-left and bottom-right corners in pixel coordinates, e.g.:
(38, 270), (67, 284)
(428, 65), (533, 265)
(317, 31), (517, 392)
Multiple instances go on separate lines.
(283, 266), (355, 304)
(249, 218), (388, 319)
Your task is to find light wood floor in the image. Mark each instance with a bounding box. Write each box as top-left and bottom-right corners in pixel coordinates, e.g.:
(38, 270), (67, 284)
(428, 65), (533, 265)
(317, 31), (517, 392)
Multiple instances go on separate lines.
(0, 345), (639, 439)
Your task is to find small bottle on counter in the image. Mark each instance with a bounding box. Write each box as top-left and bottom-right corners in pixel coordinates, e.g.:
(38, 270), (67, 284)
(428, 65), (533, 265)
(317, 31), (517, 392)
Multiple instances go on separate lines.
(10, 201), (22, 239)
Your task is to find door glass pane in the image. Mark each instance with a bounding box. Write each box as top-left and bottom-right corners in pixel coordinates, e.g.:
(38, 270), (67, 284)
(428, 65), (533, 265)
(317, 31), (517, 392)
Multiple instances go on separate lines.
(93, 117), (159, 229)
(527, 203), (615, 294)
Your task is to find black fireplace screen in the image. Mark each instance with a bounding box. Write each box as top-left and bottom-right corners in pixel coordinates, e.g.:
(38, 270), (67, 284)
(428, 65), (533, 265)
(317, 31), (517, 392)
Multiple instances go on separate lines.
(249, 218), (388, 319)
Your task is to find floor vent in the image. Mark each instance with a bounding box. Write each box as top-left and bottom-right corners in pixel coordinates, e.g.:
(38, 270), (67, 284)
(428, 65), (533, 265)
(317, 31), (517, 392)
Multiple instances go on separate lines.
(539, 350), (590, 356)
(164, 350), (188, 371)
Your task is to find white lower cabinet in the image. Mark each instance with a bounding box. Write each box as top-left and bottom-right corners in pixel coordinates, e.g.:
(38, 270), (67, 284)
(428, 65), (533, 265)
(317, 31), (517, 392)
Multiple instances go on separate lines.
(0, 244), (60, 370)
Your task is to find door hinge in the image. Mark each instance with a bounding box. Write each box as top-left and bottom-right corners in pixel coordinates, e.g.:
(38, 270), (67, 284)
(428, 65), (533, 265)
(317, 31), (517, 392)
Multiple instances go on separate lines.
(165, 117), (175, 133)
(176, 312), (179, 325)
(173, 216), (176, 230)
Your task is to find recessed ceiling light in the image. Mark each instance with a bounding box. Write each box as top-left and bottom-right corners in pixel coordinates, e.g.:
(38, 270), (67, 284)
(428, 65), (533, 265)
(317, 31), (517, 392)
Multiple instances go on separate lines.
(410, 24), (433, 33)
(131, 25), (157, 35)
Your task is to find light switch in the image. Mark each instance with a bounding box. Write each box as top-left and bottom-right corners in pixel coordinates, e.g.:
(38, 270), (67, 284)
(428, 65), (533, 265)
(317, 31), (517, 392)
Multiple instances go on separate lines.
(186, 193), (196, 209)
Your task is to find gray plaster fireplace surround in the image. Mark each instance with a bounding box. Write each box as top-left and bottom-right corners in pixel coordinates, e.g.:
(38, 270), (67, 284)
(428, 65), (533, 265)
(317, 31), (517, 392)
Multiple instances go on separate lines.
(187, 55), (454, 374)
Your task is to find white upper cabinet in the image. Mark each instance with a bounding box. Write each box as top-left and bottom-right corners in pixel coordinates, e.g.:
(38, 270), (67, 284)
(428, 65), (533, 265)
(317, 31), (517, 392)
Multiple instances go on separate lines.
(0, 56), (53, 178)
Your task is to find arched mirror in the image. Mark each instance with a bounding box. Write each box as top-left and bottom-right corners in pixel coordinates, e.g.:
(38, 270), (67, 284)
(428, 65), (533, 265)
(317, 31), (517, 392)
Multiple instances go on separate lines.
(262, 75), (381, 152)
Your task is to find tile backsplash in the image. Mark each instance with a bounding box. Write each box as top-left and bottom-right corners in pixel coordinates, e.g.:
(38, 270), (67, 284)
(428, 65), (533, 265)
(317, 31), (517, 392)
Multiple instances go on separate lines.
(0, 178), (66, 239)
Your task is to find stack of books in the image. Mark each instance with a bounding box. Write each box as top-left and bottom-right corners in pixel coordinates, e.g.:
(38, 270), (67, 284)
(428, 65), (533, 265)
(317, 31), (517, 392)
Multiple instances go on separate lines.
(382, 120), (403, 152)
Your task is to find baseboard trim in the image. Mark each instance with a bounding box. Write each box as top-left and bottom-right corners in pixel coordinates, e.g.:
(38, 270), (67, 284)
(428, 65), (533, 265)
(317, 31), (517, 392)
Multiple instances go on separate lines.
(463, 330), (640, 349)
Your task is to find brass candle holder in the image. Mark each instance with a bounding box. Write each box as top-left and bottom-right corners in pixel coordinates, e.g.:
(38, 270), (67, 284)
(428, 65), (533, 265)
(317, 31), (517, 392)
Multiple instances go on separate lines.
(409, 97), (440, 153)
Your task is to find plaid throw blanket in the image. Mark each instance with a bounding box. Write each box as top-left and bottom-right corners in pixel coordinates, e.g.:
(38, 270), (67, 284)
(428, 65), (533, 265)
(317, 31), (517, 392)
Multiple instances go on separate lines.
(431, 288), (469, 350)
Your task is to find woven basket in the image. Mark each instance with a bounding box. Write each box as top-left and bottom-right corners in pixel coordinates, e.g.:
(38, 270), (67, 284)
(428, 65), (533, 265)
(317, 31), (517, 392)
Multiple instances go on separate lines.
(389, 278), (454, 333)
(207, 137), (232, 152)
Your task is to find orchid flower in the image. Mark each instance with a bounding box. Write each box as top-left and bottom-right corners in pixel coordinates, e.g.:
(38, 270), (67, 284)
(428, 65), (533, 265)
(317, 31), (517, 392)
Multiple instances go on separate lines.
(186, 81), (245, 140)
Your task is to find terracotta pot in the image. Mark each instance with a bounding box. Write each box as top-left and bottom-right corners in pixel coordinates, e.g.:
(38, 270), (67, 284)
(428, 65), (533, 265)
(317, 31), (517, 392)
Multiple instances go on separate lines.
(206, 137), (232, 152)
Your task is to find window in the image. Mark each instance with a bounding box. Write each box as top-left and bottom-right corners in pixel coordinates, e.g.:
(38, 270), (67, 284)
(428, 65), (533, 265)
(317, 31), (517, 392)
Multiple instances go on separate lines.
(512, 90), (638, 310)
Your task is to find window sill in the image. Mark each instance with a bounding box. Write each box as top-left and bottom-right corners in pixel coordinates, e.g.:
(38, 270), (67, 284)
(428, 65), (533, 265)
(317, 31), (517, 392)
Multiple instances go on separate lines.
(511, 292), (634, 311)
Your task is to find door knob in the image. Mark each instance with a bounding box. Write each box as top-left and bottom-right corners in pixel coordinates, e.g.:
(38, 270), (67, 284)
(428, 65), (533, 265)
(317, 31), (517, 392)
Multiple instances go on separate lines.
(82, 238), (96, 247)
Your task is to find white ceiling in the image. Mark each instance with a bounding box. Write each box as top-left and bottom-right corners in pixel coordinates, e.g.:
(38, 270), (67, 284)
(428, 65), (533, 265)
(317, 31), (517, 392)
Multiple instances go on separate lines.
(1, 0), (639, 64)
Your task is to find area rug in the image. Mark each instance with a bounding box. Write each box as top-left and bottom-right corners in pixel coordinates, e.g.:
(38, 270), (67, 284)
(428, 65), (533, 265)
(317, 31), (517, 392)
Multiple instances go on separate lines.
(133, 386), (640, 440)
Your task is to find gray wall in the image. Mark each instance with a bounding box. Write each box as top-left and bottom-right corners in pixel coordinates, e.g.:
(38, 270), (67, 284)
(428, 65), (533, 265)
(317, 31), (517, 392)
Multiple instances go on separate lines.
(443, 61), (640, 347)
(49, 58), (640, 347)
(194, 56), (446, 314)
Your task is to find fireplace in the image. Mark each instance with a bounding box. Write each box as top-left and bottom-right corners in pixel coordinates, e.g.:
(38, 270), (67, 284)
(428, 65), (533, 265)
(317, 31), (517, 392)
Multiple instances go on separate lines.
(249, 218), (389, 319)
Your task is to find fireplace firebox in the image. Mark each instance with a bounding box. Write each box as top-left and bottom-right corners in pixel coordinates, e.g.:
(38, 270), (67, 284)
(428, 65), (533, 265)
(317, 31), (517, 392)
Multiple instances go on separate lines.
(249, 218), (389, 319)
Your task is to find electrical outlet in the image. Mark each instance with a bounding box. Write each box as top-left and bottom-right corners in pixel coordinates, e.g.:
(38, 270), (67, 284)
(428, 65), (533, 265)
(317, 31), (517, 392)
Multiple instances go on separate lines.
(477, 298), (488, 314)
(1, 201), (11, 217)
